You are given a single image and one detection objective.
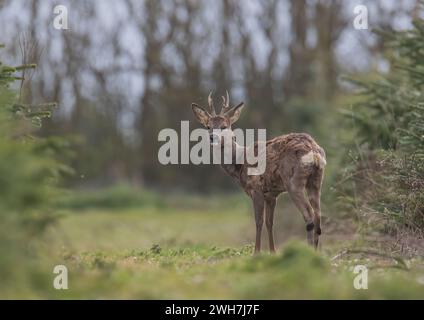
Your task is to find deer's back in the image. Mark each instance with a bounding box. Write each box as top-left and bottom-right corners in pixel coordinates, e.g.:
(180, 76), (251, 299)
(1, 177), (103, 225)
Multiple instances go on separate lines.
(265, 133), (325, 160)
(241, 133), (326, 196)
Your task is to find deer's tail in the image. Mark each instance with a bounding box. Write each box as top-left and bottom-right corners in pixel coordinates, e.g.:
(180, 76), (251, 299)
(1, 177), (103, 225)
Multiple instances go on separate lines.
(313, 152), (326, 169)
(301, 150), (326, 169)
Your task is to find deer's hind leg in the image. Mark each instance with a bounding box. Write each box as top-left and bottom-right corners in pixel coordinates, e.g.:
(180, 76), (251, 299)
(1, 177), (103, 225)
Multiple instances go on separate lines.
(284, 168), (316, 246)
(307, 168), (324, 249)
(265, 197), (277, 253)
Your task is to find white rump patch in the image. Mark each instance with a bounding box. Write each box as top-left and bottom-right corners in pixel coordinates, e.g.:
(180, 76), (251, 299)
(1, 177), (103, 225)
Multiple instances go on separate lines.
(318, 154), (327, 167)
(301, 151), (327, 168)
(301, 151), (315, 164)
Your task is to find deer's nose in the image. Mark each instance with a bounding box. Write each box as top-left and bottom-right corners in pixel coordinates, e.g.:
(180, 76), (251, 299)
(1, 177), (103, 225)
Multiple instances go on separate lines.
(210, 133), (220, 145)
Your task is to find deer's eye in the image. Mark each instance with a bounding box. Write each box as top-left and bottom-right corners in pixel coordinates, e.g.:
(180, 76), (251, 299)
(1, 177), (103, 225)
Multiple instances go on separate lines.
(222, 126), (228, 130)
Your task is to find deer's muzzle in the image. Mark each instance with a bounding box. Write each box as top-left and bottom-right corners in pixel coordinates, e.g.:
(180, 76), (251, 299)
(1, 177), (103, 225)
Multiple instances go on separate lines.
(210, 133), (220, 145)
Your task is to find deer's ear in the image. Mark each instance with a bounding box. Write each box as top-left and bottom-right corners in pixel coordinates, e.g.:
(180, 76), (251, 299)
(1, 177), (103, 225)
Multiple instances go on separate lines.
(191, 103), (211, 127)
(226, 102), (244, 124)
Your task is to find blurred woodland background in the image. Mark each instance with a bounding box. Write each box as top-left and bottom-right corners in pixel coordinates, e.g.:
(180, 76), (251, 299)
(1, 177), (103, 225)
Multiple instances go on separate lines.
(0, 0), (420, 191)
(0, 0), (424, 298)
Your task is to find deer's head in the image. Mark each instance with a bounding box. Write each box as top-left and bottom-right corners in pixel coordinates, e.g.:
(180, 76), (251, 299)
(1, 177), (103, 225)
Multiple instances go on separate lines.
(191, 91), (244, 146)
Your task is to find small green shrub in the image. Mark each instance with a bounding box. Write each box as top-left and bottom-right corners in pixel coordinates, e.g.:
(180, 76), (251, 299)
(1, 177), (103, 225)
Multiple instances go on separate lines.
(341, 19), (424, 234)
(56, 184), (163, 210)
(0, 45), (64, 297)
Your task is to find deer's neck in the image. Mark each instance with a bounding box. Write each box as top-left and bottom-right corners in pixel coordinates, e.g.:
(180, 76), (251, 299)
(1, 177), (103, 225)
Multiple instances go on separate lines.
(216, 140), (245, 182)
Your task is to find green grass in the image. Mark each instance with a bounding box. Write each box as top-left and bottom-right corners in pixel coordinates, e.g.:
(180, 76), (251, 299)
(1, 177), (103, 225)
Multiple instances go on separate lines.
(37, 239), (424, 299)
(47, 194), (252, 252)
(4, 191), (424, 299)
(15, 198), (418, 299)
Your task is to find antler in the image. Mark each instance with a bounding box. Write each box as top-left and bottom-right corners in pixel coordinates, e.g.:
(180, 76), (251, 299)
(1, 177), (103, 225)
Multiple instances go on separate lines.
(208, 91), (217, 115)
(220, 90), (231, 115)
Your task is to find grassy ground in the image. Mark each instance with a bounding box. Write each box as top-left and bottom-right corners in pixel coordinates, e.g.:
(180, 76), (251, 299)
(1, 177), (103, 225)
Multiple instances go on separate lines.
(19, 188), (424, 299)
(9, 190), (424, 299)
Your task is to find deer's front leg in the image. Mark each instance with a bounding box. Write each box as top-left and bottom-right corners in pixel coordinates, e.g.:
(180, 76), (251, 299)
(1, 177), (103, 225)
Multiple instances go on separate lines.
(252, 192), (265, 254)
(265, 197), (277, 253)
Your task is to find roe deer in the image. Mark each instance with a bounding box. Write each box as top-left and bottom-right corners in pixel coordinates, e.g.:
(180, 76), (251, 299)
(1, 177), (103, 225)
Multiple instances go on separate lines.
(191, 91), (326, 253)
